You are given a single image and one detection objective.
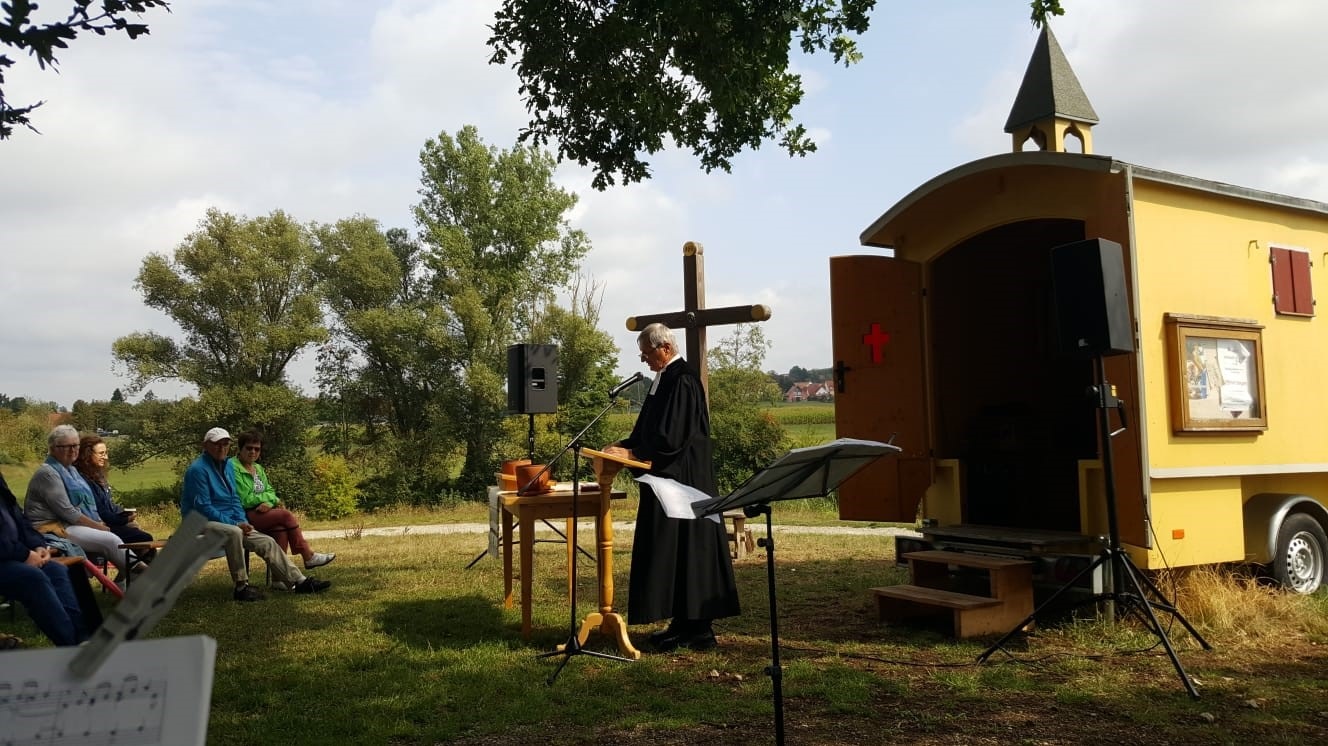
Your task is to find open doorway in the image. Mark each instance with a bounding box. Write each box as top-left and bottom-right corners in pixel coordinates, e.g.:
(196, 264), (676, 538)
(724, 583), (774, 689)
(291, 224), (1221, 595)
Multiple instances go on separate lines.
(929, 219), (1097, 531)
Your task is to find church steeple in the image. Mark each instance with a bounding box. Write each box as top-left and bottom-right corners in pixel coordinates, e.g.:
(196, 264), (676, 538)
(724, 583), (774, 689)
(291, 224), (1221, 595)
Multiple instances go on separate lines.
(1004, 26), (1098, 154)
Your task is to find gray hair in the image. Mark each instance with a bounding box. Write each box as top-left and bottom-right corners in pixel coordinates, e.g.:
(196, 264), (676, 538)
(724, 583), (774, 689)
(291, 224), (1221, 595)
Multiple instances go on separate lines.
(48, 424), (80, 446)
(637, 323), (677, 351)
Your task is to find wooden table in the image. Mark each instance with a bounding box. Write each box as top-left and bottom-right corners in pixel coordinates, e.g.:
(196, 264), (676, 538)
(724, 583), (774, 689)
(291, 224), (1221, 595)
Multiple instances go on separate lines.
(500, 482), (639, 658)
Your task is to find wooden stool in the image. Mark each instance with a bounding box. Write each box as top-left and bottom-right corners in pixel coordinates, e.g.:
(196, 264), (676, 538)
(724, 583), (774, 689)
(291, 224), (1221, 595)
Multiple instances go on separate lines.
(723, 511), (756, 559)
(118, 540), (167, 590)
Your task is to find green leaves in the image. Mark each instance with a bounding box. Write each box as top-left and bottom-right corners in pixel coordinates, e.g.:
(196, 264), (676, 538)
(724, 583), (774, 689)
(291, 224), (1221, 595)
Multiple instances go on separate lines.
(1, 0), (171, 138)
(486, 0), (870, 189)
(115, 208), (327, 392)
(489, 0), (1068, 188)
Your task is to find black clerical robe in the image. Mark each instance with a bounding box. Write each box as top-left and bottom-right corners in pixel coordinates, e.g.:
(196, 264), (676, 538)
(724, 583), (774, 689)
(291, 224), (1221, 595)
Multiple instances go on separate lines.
(622, 358), (740, 624)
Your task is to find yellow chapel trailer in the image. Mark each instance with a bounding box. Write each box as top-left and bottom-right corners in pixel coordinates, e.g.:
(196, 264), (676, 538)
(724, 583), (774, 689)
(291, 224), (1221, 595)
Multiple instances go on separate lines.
(831, 149), (1328, 596)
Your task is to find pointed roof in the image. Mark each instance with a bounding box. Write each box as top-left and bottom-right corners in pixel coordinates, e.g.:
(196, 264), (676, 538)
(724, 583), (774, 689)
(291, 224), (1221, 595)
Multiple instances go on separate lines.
(1004, 26), (1098, 133)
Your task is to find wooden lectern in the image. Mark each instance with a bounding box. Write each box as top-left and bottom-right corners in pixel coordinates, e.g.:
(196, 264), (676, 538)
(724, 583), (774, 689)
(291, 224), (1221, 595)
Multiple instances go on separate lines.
(574, 447), (650, 659)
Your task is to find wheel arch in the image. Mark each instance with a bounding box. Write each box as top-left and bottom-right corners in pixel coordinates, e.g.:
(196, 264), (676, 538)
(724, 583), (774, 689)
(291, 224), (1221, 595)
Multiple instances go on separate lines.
(1243, 493), (1328, 565)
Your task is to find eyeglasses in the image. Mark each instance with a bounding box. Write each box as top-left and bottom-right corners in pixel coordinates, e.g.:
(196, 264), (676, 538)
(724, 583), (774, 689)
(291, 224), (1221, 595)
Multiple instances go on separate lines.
(92, 450), (109, 458)
(638, 345), (660, 361)
(242, 446), (262, 453)
(52, 444), (79, 451)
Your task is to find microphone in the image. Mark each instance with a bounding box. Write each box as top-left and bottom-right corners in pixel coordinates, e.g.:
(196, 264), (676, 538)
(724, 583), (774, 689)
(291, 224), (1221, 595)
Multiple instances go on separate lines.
(608, 371), (645, 399)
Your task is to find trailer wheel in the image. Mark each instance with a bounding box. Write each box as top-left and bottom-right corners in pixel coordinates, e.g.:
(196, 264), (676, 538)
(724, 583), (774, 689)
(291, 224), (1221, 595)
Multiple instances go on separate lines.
(1273, 513), (1327, 594)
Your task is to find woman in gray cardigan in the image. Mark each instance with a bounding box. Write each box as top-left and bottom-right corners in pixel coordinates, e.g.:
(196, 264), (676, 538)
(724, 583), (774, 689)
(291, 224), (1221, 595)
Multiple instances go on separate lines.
(24, 425), (128, 573)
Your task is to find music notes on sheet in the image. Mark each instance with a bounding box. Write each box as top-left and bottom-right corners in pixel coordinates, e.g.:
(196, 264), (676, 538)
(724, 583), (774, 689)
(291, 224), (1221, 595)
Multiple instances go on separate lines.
(0, 673), (166, 746)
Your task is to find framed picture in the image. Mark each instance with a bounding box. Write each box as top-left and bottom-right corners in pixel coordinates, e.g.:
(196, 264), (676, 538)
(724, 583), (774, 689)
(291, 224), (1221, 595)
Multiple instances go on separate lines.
(1165, 314), (1267, 432)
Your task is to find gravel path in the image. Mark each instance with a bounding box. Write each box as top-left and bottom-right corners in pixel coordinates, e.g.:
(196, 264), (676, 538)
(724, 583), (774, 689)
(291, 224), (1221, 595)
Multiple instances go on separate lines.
(303, 522), (918, 541)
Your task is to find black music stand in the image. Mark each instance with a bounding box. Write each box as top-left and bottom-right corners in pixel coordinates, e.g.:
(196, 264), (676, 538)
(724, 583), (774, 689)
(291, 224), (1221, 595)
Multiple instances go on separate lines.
(525, 397), (635, 684)
(694, 438), (901, 746)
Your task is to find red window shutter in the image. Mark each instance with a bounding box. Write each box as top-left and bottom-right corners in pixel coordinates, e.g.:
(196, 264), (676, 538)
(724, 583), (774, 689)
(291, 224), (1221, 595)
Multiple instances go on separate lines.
(1271, 247), (1314, 316)
(1290, 249), (1314, 315)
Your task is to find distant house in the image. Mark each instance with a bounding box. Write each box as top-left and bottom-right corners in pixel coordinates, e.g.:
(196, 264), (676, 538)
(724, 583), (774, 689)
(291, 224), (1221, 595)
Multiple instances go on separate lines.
(784, 381), (834, 403)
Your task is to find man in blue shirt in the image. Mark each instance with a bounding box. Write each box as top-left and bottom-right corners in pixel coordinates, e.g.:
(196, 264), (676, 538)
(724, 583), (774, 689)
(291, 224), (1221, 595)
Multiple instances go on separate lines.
(181, 427), (331, 601)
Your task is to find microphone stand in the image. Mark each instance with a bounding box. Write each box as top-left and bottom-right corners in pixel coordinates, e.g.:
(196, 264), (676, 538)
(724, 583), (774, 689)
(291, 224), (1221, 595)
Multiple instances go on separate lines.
(525, 392), (635, 685)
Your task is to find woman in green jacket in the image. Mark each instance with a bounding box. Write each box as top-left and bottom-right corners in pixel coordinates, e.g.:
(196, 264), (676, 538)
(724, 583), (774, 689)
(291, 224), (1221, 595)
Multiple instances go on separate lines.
(229, 431), (334, 571)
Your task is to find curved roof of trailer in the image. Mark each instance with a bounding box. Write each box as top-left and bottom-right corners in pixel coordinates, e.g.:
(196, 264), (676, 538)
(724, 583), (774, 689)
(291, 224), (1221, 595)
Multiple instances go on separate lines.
(859, 151), (1328, 249)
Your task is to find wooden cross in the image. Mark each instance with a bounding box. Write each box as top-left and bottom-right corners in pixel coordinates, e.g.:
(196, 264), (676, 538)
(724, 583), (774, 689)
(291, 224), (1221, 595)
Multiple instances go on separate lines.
(625, 241), (772, 397)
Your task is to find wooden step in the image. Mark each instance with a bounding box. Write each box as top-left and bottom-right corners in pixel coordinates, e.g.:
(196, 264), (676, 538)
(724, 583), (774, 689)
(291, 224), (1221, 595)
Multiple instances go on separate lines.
(902, 549), (1033, 570)
(871, 585), (1000, 609)
(872, 584), (1028, 639)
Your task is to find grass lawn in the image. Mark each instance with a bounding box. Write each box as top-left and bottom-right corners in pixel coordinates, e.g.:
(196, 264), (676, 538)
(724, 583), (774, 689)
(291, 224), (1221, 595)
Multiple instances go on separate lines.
(5, 522), (1327, 745)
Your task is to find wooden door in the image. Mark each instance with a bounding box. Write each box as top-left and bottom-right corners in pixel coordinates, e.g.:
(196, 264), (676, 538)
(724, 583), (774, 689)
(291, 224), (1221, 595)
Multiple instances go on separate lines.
(830, 255), (930, 521)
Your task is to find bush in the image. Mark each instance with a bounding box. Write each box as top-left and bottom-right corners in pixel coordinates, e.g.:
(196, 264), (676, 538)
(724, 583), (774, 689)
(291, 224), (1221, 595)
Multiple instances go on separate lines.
(711, 406), (790, 495)
(301, 454), (360, 520)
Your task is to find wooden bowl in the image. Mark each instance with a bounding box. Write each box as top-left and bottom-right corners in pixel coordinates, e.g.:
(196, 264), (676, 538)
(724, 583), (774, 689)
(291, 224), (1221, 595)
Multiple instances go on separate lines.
(515, 464), (551, 495)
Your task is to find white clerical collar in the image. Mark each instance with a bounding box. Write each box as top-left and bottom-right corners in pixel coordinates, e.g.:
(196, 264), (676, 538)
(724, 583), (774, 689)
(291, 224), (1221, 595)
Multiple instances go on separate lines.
(649, 354), (682, 395)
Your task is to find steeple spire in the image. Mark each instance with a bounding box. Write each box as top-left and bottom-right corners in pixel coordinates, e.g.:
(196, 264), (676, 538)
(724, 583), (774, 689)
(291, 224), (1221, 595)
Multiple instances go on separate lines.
(1004, 26), (1098, 153)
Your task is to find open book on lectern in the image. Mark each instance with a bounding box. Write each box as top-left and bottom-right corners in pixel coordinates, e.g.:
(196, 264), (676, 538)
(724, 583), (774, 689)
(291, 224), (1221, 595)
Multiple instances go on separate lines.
(693, 437), (901, 518)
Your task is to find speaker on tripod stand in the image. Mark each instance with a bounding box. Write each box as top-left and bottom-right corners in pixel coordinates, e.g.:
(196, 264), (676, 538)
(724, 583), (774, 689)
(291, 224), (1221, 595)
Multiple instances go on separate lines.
(507, 344), (559, 417)
(977, 237), (1212, 698)
(467, 345), (564, 570)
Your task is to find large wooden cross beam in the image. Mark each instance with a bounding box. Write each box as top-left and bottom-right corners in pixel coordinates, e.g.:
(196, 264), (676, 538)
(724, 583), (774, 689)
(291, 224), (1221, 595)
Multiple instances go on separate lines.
(625, 241), (772, 396)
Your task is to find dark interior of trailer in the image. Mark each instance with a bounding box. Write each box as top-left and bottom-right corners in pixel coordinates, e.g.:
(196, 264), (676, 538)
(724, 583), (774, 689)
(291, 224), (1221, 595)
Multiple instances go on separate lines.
(929, 218), (1099, 532)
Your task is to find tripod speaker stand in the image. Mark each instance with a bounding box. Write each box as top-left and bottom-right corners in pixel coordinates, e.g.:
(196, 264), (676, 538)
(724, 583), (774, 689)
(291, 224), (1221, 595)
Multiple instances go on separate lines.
(976, 354), (1212, 698)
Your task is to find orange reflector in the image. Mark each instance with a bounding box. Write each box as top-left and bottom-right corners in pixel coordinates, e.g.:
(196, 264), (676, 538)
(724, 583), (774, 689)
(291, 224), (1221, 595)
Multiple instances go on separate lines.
(1172, 529), (1185, 540)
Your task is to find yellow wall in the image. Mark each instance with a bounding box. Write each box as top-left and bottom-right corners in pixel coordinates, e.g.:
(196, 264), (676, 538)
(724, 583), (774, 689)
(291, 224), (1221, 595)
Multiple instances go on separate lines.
(1131, 179), (1328, 469)
(1137, 477), (1246, 566)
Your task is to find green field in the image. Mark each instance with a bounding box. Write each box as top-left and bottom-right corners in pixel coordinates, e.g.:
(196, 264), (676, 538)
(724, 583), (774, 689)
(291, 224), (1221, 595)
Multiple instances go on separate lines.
(2, 456), (182, 501)
(3, 401), (838, 509)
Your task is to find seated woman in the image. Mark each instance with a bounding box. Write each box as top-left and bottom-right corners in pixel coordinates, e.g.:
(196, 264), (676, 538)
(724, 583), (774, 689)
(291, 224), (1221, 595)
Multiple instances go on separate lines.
(75, 435), (155, 556)
(23, 425), (130, 576)
(1, 472), (89, 646)
(229, 431), (334, 572)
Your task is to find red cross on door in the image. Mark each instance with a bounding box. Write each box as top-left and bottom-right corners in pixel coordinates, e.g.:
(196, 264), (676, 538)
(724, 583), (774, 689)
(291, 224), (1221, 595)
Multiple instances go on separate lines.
(862, 322), (891, 364)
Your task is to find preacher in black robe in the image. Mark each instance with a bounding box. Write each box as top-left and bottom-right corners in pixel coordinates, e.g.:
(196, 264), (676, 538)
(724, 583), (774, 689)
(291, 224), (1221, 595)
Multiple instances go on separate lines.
(609, 324), (740, 637)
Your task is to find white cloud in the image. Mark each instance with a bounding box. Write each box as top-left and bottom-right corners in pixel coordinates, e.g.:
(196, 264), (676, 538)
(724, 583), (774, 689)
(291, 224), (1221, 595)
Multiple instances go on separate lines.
(7, 1), (1328, 406)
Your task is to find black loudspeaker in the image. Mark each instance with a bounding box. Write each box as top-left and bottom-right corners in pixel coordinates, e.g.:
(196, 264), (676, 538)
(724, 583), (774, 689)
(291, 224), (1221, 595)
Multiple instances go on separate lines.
(507, 344), (558, 414)
(1051, 238), (1134, 357)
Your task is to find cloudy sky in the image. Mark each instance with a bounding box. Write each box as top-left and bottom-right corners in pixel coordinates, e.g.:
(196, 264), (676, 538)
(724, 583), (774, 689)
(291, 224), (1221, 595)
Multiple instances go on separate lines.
(5, 0), (1328, 407)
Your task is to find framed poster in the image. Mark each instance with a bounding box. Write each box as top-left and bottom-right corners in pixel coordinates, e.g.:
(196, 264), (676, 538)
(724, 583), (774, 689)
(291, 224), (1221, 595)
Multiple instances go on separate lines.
(1165, 314), (1267, 432)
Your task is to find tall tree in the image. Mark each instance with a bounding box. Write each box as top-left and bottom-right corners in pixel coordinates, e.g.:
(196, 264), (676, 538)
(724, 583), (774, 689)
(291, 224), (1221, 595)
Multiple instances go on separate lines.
(113, 208), (327, 393)
(314, 218), (461, 502)
(1, 1), (170, 139)
(111, 208), (324, 482)
(415, 125), (590, 495)
(488, 1), (1065, 188)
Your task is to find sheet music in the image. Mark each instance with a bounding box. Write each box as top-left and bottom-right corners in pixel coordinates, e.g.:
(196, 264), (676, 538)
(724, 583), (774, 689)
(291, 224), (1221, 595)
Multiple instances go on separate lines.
(0, 636), (216, 746)
(635, 475), (721, 523)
